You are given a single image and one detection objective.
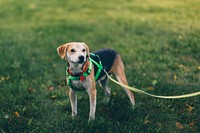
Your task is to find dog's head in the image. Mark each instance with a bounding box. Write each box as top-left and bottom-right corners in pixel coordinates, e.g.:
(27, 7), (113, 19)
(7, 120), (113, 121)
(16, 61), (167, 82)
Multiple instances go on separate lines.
(57, 42), (90, 64)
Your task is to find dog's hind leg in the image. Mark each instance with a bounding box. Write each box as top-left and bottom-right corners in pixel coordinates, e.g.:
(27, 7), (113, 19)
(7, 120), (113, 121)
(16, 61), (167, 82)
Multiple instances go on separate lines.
(115, 73), (135, 107)
(110, 55), (135, 107)
(99, 76), (111, 104)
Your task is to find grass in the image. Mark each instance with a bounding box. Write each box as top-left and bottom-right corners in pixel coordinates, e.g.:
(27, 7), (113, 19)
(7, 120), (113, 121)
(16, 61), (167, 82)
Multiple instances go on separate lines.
(0, 0), (200, 132)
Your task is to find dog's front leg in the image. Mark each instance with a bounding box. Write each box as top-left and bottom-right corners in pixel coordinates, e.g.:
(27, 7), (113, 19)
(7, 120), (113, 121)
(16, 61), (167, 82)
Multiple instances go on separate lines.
(69, 89), (77, 117)
(87, 87), (97, 121)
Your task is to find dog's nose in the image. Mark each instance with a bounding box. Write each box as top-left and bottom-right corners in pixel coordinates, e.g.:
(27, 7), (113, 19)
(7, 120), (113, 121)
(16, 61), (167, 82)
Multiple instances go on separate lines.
(78, 56), (85, 62)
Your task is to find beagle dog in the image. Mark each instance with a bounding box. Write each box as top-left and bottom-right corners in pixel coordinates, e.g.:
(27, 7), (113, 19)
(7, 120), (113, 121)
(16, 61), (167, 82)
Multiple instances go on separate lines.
(57, 42), (135, 121)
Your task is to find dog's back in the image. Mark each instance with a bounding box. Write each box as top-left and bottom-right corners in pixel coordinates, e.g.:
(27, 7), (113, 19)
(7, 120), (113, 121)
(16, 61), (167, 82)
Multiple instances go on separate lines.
(91, 48), (118, 81)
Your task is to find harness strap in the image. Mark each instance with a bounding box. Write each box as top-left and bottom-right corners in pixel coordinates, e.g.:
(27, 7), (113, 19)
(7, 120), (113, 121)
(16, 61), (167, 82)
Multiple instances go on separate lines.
(66, 58), (92, 90)
(89, 54), (103, 80)
(66, 53), (103, 91)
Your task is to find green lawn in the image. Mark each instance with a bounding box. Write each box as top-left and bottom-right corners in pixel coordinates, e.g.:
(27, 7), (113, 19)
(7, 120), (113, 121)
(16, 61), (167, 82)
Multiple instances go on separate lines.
(0, 0), (200, 132)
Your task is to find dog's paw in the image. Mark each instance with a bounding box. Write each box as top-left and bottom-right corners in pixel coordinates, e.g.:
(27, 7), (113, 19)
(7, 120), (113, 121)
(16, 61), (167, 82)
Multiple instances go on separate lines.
(72, 112), (77, 118)
(130, 102), (136, 110)
(130, 98), (135, 108)
(103, 97), (110, 105)
(88, 115), (95, 122)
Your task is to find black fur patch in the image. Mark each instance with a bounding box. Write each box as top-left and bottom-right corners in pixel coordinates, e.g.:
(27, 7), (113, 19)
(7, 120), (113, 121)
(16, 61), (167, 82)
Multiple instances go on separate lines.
(90, 48), (118, 81)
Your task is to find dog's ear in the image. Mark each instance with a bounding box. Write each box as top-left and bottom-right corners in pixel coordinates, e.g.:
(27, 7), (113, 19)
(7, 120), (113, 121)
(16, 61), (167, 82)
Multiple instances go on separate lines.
(82, 42), (90, 57)
(57, 43), (69, 59)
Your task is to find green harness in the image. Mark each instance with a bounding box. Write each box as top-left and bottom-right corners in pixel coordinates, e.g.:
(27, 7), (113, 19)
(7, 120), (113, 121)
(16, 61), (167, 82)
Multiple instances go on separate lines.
(66, 53), (103, 91)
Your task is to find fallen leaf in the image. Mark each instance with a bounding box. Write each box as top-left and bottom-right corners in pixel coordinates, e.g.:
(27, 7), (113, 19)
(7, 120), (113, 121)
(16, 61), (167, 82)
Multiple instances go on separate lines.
(144, 114), (150, 124)
(178, 64), (190, 73)
(173, 74), (177, 81)
(1, 76), (5, 81)
(151, 80), (157, 86)
(112, 92), (117, 96)
(189, 120), (196, 131)
(48, 86), (54, 91)
(147, 87), (154, 91)
(28, 87), (36, 93)
(189, 120), (195, 127)
(176, 122), (184, 129)
(14, 111), (20, 118)
(178, 35), (182, 39)
(197, 66), (200, 70)
(51, 95), (57, 100)
(144, 120), (151, 124)
(185, 103), (194, 112)
(5, 114), (10, 119)
(157, 122), (162, 127)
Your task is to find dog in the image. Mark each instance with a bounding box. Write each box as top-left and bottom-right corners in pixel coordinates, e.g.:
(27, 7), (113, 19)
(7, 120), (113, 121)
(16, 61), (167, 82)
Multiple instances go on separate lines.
(57, 42), (135, 121)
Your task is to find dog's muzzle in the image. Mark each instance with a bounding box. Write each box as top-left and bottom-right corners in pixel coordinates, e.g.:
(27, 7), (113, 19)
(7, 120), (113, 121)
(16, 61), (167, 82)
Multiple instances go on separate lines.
(77, 55), (85, 64)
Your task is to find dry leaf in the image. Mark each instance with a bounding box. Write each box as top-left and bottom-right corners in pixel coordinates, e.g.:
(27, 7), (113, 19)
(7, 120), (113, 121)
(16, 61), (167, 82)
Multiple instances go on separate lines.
(179, 64), (184, 68)
(48, 86), (54, 91)
(173, 74), (177, 81)
(5, 114), (9, 119)
(197, 66), (200, 70)
(51, 95), (57, 100)
(185, 103), (194, 112)
(144, 120), (151, 124)
(178, 35), (182, 39)
(14, 111), (20, 118)
(189, 120), (195, 127)
(28, 87), (36, 93)
(147, 87), (154, 91)
(151, 80), (157, 86)
(176, 122), (184, 129)
(179, 64), (190, 73)
(157, 122), (162, 127)
(189, 120), (196, 131)
(112, 92), (117, 96)
(1, 76), (5, 80)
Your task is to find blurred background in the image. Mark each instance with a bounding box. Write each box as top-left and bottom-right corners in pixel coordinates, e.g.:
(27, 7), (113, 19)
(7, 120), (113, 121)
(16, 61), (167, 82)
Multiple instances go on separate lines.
(0, 0), (200, 132)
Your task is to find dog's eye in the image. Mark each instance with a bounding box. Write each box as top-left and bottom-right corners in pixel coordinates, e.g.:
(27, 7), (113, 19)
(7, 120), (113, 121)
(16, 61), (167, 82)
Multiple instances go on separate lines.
(70, 49), (75, 52)
(82, 49), (86, 52)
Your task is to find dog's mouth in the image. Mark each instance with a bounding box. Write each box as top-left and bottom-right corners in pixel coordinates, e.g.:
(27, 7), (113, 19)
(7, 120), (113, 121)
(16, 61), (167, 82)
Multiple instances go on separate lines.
(70, 59), (86, 64)
(67, 56), (86, 64)
(77, 60), (85, 64)
(69, 60), (85, 64)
